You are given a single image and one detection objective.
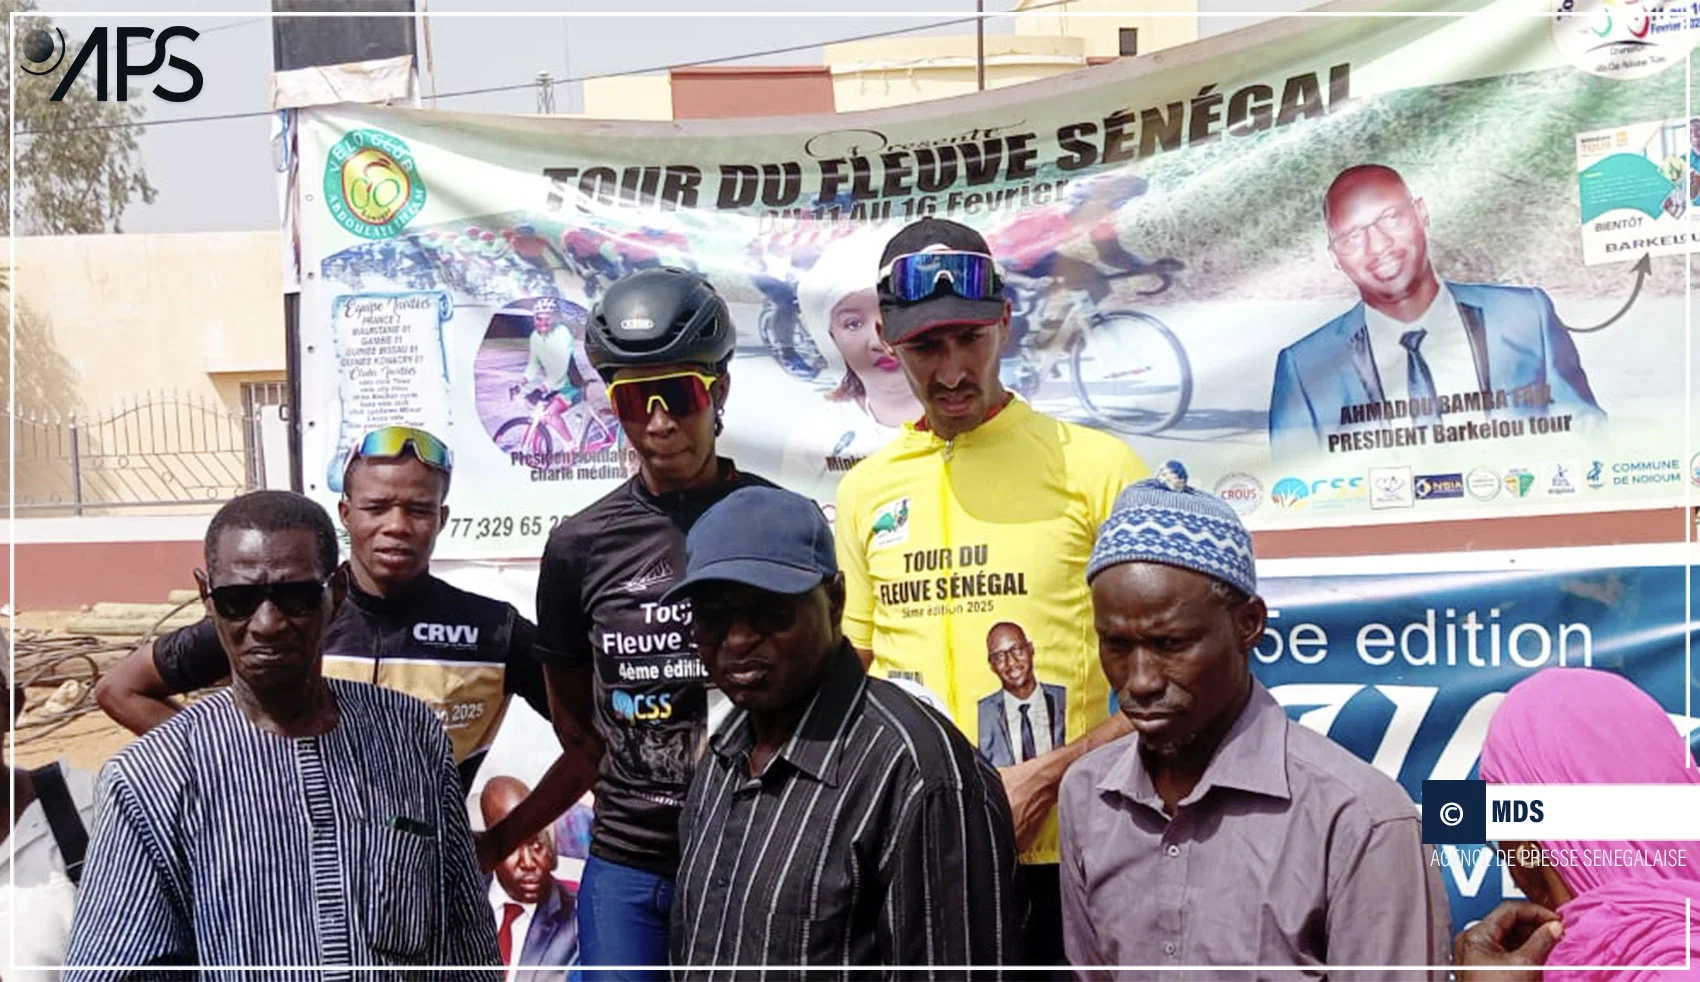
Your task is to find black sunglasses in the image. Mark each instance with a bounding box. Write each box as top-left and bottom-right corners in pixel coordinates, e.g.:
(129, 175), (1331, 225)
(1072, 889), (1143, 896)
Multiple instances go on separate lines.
(203, 578), (329, 621)
(690, 593), (808, 645)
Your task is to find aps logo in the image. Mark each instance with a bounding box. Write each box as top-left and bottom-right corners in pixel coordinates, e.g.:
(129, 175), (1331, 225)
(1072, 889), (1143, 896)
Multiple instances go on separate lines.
(324, 129), (428, 239)
(20, 24), (202, 103)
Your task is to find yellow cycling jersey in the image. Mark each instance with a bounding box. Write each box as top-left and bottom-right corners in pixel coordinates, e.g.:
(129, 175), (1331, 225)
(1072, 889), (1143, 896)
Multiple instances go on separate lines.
(835, 397), (1148, 864)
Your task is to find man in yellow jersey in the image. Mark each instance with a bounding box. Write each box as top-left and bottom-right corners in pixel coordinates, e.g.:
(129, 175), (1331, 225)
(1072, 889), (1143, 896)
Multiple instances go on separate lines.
(834, 217), (1149, 970)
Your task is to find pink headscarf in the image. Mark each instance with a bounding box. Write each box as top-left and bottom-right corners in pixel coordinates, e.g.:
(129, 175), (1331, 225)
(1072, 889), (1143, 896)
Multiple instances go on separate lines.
(1478, 668), (1700, 980)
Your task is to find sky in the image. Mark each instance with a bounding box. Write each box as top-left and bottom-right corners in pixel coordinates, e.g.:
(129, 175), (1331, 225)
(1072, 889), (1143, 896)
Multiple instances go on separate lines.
(24, 0), (1314, 235)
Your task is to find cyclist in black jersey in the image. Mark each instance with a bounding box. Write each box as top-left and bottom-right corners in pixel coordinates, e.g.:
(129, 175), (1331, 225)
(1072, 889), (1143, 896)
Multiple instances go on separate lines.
(93, 426), (549, 792)
(483, 267), (774, 980)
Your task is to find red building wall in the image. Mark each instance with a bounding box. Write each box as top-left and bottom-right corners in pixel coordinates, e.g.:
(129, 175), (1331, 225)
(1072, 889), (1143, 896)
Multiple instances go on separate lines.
(670, 66), (835, 119)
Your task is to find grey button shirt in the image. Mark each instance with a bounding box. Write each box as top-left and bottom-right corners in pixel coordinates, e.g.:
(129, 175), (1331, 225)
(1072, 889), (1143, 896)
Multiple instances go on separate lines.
(1058, 680), (1450, 981)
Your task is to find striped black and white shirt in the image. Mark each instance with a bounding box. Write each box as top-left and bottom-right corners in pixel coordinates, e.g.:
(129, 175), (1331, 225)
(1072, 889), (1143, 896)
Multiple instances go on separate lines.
(64, 678), (501, 981)
(671, 645), (1023, 980)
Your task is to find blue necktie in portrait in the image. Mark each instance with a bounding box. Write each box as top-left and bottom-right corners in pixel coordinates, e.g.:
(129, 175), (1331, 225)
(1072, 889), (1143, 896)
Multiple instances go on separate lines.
(1401, 329), (1442, 424)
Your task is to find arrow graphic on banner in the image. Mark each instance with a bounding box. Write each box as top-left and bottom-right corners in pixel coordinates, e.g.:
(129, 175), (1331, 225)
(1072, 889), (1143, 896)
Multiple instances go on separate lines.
(1566, 253), (1651, 333)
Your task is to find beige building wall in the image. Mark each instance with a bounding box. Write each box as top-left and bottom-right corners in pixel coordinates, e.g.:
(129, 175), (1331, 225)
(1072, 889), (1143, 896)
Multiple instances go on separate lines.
(1014, 0), (1199, 58)
(824, 35), (1088, 113)
(6, 232), (286, 512)
(578, 75), (673, 120)
(570, 4), (1201, 121)
(11, 231), (286, 412)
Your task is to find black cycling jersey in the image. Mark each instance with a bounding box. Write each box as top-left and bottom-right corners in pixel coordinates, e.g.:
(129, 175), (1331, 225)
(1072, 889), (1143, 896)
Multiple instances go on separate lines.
(534, 459), (775, 878)
(152, 570), (545, 789)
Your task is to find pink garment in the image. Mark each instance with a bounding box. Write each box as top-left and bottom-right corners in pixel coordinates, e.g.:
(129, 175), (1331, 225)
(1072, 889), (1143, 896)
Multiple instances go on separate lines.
(1478, 668), (1700, 980)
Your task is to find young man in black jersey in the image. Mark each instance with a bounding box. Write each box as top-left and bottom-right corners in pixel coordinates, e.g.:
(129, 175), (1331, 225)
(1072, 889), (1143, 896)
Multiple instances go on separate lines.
(93, 425), (549, 792)
(496, 267), (774, 980)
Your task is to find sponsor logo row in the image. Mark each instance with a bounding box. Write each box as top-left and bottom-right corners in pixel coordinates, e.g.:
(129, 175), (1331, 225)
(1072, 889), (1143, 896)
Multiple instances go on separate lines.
(1213, 457), (1691, 515)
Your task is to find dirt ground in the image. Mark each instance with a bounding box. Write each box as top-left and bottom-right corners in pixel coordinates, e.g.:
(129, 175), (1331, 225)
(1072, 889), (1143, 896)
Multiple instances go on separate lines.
(8, 611), (154, 772)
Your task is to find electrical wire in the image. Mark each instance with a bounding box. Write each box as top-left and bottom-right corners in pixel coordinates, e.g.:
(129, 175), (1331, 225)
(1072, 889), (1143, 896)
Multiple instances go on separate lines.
(122, 16), (269, 47)
(13, 1), (1059, 137)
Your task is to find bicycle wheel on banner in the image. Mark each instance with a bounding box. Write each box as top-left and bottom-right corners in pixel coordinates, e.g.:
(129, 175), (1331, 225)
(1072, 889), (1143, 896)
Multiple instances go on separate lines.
(1067, 310), (1192, 435)
(493, 417), (553, 457)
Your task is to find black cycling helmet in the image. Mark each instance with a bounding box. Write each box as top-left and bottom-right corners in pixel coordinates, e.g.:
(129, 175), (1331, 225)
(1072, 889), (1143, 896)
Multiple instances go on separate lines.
(585, 267), (736, 381)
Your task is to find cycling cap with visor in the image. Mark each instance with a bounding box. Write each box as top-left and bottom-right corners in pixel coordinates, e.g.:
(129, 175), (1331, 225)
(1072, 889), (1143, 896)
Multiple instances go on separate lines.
(876, 218), (1007, 346)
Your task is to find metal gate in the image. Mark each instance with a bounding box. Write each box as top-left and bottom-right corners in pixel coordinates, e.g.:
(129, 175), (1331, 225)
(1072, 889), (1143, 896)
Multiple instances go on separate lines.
(6, 391), (272, 513)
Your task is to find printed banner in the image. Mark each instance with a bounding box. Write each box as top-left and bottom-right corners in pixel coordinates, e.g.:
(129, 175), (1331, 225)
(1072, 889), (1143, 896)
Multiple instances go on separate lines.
(324, 291), (455, 490)
(1576, 116), (1699, 265)
(294, 0), (1699, 560)
(1256, 555), (1699, 931)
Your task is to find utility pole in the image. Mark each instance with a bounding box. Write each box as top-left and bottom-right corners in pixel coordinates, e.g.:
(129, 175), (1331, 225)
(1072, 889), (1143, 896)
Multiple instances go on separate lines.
(536, 71), (556, 114)
(976, 0), (986, 91)
(271, 0), (418, 491)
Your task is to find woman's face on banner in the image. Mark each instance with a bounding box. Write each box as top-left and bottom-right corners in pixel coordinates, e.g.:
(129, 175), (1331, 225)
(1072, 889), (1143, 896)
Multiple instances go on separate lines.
(827, 289), (899, 382)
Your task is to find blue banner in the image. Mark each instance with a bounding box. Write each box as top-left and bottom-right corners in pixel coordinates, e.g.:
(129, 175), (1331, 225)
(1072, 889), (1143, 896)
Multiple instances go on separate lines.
(1254, 561), (1699, 929)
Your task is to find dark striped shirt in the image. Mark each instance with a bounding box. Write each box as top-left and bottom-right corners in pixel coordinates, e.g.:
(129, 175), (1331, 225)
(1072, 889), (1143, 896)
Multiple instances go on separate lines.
(672, 646), (1023, 981)
(64, 678), (501, 980)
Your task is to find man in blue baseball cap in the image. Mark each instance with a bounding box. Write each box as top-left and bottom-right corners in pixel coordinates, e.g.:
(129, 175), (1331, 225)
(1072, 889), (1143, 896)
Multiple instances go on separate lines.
(665, 485), (1022, 977)
(1058, 460), (1450, 976)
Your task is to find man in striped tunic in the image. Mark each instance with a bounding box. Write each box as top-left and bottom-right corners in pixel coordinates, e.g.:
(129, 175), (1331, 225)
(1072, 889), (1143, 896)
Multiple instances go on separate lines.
(666, 486), (1022, 978)
(65, 492), (500, 979)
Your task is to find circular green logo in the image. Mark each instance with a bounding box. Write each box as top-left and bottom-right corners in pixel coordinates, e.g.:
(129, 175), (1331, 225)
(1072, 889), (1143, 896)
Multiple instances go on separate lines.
(323, 128), (427, 239)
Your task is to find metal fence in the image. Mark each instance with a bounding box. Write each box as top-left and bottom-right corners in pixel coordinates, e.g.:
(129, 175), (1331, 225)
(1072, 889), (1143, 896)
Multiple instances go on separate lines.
(5, 392), (271, 513)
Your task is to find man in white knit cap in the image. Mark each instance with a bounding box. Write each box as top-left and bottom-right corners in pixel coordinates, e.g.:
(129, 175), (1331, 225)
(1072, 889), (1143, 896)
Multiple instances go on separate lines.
(1059, 460), (1451, 979)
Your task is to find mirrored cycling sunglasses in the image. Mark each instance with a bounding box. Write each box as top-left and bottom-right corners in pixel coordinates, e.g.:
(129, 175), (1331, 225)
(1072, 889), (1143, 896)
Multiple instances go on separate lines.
(881, 250), (1000, 304)
(604, 371), (718, 424)
(350, 425), (454, 474)
(204, 578), (329, 620)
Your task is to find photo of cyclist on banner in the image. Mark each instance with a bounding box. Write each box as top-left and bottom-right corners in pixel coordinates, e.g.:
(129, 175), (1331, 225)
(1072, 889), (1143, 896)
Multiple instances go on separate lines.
(474, 296), (620, 461)
(560, 225), (621, 298)
(984, 168), (1191, 435)
(559, 216), (699, 301)
(745, 212), (855, 379)
(323, 221), (563, 302)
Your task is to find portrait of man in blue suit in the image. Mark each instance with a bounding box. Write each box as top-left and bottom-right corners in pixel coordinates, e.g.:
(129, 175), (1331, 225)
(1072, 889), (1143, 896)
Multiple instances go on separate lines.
(977, 622), (1067, 767)
(482, 777), (580, 981)
(1269, 164), (1603, 458)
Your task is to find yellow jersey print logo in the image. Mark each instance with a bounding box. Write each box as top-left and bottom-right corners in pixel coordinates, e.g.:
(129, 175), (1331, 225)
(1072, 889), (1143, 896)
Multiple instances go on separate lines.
(871, 497), (910, 549)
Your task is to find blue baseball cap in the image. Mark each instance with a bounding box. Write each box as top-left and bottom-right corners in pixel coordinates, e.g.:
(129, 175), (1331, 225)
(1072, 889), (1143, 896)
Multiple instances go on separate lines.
(662, 486), (837, 601)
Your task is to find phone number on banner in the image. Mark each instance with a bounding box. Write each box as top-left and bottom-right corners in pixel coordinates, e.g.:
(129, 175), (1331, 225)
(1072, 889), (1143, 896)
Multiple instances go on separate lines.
(443, 515), (575, 540)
